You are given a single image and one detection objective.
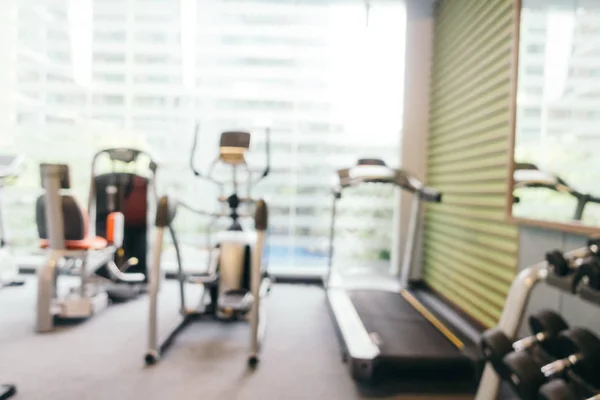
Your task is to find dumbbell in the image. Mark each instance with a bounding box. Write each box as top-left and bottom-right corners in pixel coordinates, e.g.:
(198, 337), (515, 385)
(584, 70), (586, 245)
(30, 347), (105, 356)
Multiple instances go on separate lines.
(547, 240), (600, 279)
(503, 328), (600, 400)
(547, 251), (573, 277)
(544, 328), (600, 386)
(480, 310), (569, 379)
(539, 379), (600, 400)
(572, 260), (600, 292)
(538, 379), (581, 400)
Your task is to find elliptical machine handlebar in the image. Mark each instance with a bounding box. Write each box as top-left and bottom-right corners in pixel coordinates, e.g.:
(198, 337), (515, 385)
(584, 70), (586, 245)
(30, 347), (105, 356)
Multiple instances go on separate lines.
(254, 126), (271, 183)
(189, 123), (271, 187)
(189, 123), (226, 187)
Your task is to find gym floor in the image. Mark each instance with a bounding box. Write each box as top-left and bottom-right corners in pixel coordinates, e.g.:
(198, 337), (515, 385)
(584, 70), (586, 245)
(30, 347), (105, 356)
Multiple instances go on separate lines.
(0, 279), (472, 400)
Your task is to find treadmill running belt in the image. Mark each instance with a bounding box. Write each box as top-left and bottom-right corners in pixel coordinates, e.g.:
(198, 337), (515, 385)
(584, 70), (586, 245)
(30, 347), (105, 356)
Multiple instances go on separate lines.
(348, 290), (473, 372)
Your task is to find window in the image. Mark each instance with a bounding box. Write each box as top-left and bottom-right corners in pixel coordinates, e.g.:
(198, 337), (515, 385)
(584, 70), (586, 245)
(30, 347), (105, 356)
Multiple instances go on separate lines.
(7, 0), (404, 277)
(48, 51), (70, 62)
(47, 30), (68, 41)
(94, 14), (127, 23)
(46, 73), (72, 83)
(47, 93), (86, 104)
(215, 99), (294, 111)
(18, 70), (40, 82)
(526, 65), (544, 75)
(526, 44), (544, 53)
(523, 86), (542, 95)
(93, 115), (125, 126)
(94, 73), (126, 82)
(135, 15), (170, 22)
(219, 57), (298, 68)
(574, 110), (600, 120)
(133, 96), (166, 106)
(133, 74), (171, 83)
(220, 35), (324, 47)
(94, 30), (126, 42)
(549, 109), (571, 119)
(16, 113), (37, 124)
(94, 52), (125, 63)
(135, 32), (168, 43)
(519, 128), (539, 140)
(92, 94), (125, 105)
(45, 115), (76, 125)
(523, 107), (541, 118)
(134, 54), (169, 64)
(570, 67), (600, 78)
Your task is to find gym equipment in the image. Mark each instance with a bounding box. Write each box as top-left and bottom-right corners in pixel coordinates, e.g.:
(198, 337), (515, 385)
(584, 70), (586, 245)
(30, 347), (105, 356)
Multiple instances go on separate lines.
(35, 162), (146, 332)
(89, 148), (158, 300)
(545, 240), (600, 303)
(145, 127), (271, 366)
(0, 154), (25, 288)
(0, 384), (16, 400)
(538, 379), (582, 400)
(502, 328), (600, 399)
(325, 158), (476, 384)
(544, 328), (600, 386)
(475, 245), (600, 400)
(481, 310), (568, 379)
(513, 163), (600, 221)
(572, 259), (600, 293)
(539, 380), (600, 400)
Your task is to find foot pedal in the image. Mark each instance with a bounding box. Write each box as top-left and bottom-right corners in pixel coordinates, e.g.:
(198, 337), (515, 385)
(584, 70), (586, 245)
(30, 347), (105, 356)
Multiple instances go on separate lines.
(218, 289), (253, 313)
(188, 274), (219, 286)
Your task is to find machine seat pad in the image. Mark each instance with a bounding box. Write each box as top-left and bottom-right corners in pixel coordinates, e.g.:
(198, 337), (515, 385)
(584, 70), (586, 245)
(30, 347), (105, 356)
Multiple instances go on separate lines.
(40, 236), (108, 250)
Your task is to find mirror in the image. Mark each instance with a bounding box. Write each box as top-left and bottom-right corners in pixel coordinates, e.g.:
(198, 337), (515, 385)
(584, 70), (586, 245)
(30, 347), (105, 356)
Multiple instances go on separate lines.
(511, 0), (600, 230)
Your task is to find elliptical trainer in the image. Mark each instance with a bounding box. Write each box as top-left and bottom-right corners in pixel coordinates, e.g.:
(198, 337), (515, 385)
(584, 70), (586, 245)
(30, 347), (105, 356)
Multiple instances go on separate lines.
(145, 125), (271, 366)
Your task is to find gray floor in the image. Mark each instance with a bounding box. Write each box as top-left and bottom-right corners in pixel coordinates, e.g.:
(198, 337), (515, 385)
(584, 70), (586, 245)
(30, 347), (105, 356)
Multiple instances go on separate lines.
(0, 279), (471, 400)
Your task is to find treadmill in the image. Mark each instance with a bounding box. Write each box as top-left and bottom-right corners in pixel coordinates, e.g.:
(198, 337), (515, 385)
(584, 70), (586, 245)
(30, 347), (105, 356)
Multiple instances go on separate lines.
(513, 162), (600, 221)
(325, 158), (476, 386)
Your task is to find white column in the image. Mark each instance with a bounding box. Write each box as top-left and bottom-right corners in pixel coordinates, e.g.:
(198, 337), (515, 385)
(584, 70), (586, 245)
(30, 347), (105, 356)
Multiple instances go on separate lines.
(393, 0), (435, 280)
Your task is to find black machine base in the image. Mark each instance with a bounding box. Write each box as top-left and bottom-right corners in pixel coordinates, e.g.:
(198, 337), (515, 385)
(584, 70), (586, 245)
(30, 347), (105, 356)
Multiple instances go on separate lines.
(343, 290), (477, 389)
(0, 384), (16, 400)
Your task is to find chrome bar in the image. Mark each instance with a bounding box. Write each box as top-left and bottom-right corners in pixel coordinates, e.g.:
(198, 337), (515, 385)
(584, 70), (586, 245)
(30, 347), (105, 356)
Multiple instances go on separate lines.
(399, 194), (421, 286)
(249, 230), (264, 359)
(325, 191), (338, 287)
(147, 226), (165, 361)
(475, 263), (548, 400)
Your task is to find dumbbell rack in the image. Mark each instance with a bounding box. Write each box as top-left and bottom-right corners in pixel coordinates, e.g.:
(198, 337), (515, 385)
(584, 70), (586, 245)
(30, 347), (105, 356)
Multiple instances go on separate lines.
(475, 242), (600, 400)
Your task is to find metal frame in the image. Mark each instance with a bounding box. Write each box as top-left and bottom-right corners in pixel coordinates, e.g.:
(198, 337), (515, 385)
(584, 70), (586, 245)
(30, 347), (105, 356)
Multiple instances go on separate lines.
(513, 163), (600, 221)
(325, 160), (442, 381)
(146, 195), (270, 365)
(325, 162), (439, 288)
(36, 164), (118, 332)
(0, 155), (24, 288)
(474, 246), (591, 400)
(88, 148), (158, 285)
(188, 125), (270, 269)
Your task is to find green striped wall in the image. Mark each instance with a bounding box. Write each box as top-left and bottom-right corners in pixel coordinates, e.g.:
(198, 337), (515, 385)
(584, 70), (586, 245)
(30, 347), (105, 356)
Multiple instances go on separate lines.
(424, 0), (520, 327)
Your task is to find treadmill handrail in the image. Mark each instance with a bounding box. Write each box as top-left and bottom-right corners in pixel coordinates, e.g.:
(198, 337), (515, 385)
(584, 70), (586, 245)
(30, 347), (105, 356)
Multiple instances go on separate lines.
(336, 166), (441, 203)
(513, 163), (600, 220)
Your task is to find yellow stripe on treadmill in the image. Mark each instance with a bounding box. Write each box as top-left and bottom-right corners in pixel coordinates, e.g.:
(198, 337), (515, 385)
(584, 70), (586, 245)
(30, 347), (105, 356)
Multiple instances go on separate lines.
(400, 289), (465, 350)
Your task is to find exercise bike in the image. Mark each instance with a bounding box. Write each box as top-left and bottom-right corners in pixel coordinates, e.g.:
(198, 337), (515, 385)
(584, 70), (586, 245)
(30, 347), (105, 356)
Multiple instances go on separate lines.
(146, 126), (271, 366)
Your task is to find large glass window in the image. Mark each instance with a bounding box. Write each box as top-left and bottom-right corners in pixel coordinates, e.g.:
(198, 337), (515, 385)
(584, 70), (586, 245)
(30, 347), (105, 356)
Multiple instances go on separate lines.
(2, 0), (405, 275)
